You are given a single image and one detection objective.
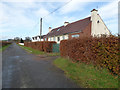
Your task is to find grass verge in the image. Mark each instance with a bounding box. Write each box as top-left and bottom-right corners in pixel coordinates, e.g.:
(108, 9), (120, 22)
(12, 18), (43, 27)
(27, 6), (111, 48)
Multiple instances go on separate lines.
(0, 44), (11, 52)
(53, 57), (118, 88)
(18, 44), (60, 56)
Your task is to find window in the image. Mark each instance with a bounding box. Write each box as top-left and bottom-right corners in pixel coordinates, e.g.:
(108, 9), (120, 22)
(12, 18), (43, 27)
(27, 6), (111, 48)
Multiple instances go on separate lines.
(57, 37), (60, 41)
(72, 34), (79, 38)
(35, 37), (37, 40)
(57, 28), (60, 31)
(50, 37), (51, 41)
(44, 38), (47, 41)
(53, 37), (55, 41)
(97, 20), (100, 23)
(62, 35), (65, 40)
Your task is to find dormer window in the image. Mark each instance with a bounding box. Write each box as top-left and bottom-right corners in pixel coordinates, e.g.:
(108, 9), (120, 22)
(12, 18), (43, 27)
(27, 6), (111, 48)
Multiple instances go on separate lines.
(57, 29), (60, 31)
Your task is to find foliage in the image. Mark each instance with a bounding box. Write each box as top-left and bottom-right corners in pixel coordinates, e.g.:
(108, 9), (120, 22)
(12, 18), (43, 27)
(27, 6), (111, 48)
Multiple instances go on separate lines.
(19, 44), (60, 56)
(60, 35), (119, 75)
(43, 41), (56, 52)
(24, 41), (56, 53)
(20, 38), (24, 43)
(0, 44), (11, 52)
(14, 37), (20, 43)
(0, 41), (11, 52)
(0, 41), (11, 47)
(25, 37), (31, 42)
(20, 44), (45, 55)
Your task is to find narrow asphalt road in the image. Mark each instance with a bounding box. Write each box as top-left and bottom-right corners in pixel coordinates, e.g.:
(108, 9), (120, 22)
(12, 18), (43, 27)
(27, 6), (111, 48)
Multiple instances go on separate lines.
(2, 43), (79, 88)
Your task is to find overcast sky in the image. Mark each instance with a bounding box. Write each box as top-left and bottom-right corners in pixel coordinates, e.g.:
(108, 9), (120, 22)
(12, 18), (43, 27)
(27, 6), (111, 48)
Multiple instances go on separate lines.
(0, 0), (118, 40)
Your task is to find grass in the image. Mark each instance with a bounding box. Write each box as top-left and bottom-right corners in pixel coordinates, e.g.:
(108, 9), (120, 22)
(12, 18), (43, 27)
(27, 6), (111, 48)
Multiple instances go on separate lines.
(18, 44), (60, 56)
(53, 57), (118, 88)
(0, 44), (11, 52)
(47, 53), (60, 56)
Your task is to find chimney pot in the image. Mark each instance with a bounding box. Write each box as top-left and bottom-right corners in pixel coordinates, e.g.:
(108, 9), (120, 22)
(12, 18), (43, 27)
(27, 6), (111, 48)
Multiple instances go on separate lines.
(49, 27), (52, 32)
(91, 9), (98, 12)
(64, 22), (69, 26)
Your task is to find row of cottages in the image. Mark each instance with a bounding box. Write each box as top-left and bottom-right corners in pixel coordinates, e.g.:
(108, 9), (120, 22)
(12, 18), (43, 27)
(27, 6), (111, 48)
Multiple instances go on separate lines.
(32, 9), (111, 43)
(43, 9), (111, 43)
(32, 35), (45, 42)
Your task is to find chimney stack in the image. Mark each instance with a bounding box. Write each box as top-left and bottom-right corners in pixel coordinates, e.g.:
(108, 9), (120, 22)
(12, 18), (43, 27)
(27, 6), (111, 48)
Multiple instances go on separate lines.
(64, 22), (69, 26)
(91, 9), (98, 21)
(49, 27), (52, 32)
(91, 9), (98, 12)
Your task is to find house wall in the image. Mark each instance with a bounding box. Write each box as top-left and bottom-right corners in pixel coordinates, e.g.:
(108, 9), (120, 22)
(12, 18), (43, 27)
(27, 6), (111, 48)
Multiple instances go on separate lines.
(69, 32), (81, 39)
(32, 38), (43, 42)
(44, 9), (110, 43)
(46, 22), (91, 43)
(46, 34), (69, 43)
(91, 10), (111, 36)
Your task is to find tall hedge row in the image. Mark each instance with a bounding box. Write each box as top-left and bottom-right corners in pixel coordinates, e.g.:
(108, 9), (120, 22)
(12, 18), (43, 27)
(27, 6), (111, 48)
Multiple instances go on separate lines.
(0, 41), (11, 48)
(60, 36), (119, 75)
(24, 41), (56, 53)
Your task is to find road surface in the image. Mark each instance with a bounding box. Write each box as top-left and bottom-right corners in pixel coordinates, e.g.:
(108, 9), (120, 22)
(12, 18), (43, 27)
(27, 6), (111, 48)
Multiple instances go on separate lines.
(2, 43), (79, 88)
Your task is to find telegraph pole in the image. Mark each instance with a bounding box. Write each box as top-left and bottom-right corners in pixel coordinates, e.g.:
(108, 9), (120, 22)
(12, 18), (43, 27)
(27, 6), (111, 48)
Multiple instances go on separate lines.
(40, 18), (42, 41)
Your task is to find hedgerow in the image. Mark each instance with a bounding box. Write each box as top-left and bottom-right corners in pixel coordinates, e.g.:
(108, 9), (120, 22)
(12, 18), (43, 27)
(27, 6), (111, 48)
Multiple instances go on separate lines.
(43, 41), (56, 52)
(60, 35), (119, 75)
(24, 41), (56, 53)
(0, 41), (11, 47)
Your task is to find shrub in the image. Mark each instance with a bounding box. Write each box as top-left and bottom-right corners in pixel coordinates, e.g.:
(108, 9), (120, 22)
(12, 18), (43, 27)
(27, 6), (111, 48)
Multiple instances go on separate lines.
(24, 41), (56, 53)
(36, 42), (44, 51)
(1, 41), (11, 47)
(60, 36), (119, 75)
(60, 40), (68, 57)
(43, 41), (56, 52)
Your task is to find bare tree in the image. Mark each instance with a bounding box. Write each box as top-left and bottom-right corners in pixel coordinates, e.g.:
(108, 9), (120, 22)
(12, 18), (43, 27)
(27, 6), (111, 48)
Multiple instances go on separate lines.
(25, 37), (31, 42)
(14, 37), (20, 43)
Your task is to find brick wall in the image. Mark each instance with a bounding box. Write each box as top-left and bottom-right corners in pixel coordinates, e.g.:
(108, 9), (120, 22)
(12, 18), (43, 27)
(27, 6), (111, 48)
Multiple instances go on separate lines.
(68, 22), (91, 39)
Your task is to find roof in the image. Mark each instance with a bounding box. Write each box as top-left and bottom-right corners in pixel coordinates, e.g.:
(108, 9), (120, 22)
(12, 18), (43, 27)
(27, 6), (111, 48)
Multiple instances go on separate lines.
(45, 16), (91, 38)
(32, 35), (46, 39)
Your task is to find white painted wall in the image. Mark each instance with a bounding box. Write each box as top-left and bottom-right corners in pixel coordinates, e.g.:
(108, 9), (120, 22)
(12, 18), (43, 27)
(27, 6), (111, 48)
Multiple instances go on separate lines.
(48, 37), (50, 41)
(64, 34), (69, 39)
(19, 43), (24, 45)
(32, 38), (43, 42)
(91, 10), (111, 36)
(47, 34), (69, 43)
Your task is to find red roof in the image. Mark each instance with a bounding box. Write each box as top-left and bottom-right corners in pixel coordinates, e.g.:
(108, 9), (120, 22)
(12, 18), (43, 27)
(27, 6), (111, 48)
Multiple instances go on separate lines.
(45, 16), (91, 37)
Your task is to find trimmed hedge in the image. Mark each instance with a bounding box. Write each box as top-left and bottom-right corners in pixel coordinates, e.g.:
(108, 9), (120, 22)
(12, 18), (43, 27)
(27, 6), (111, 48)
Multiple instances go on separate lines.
(60, 36), (119, 75)
(0, 41), (11, 47)
(43, 41), (57, 52)
(24, 41), (56, 53)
